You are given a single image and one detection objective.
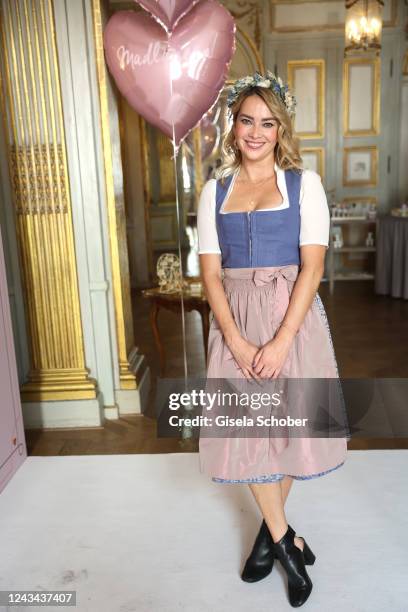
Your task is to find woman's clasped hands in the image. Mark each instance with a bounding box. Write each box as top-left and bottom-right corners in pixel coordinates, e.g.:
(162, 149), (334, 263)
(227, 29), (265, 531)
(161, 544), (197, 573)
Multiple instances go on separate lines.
(226, 328), (294, 381)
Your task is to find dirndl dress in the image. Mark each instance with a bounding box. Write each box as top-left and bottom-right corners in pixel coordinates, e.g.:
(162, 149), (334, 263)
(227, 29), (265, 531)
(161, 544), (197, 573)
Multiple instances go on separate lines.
(198, 265), (350, 484)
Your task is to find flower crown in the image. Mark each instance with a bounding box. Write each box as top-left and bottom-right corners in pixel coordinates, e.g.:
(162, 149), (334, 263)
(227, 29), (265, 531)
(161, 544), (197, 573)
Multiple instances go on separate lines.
(226, 70), (297, 117)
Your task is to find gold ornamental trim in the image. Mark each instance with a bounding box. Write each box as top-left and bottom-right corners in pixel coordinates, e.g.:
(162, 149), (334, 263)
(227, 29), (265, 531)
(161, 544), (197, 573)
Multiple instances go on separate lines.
(10, 144), (68, 214)
(21, 368), (98, 402)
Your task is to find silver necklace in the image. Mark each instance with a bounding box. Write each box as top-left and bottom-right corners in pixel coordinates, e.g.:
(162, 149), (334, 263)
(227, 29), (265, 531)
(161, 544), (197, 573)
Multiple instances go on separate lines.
(238, 172), (276, 208)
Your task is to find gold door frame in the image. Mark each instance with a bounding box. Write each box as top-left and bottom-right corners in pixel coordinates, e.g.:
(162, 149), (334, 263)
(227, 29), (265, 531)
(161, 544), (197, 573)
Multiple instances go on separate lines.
(91, 0), (138, 390)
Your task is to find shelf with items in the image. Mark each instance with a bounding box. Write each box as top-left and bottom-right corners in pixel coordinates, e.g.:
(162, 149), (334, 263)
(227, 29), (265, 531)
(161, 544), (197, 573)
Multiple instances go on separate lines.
(330, 199), (377, 222)
(326, 199), (378, 294)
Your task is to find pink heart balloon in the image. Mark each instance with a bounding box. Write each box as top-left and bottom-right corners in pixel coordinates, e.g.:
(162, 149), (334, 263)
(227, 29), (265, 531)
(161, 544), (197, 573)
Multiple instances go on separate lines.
(103, 0), (235, 151)
(135, 0), (201, 33)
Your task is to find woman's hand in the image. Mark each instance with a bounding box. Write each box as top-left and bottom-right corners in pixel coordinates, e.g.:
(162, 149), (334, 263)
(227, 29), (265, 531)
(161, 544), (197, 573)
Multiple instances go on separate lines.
(252, 330), (294, 379)
(226, 335), (260, 380)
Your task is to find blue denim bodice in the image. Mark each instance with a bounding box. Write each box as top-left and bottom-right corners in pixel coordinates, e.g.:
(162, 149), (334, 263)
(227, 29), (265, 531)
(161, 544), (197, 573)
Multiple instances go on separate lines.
(215, 168), (302, 268)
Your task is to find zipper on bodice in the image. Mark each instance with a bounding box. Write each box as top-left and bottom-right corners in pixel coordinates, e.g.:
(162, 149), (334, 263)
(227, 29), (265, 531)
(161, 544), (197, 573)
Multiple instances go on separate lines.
(247, 211), (252, 266)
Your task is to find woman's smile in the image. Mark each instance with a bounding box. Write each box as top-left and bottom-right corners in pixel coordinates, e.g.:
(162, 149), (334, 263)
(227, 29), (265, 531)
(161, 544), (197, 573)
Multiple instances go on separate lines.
(245, 140), (266, 150)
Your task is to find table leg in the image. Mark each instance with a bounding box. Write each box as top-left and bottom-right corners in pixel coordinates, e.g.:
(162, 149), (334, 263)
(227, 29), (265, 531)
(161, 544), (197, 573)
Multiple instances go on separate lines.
(150, 301), (165, 376)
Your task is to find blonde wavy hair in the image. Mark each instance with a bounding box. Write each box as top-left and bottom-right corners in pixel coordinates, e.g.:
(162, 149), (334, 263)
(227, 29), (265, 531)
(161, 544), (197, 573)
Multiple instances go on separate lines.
(215, 86), (303, 185)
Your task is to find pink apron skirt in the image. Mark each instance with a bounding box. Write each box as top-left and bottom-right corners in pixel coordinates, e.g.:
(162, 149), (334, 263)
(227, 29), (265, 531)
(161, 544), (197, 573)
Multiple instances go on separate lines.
(199, 265), (349, 483)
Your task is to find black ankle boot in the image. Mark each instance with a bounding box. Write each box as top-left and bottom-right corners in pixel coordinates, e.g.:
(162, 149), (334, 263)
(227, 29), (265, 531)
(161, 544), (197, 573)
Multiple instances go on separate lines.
(273, 525), (313, 607)
(241, 520), (316, 583)
(241, 520), (275, 582)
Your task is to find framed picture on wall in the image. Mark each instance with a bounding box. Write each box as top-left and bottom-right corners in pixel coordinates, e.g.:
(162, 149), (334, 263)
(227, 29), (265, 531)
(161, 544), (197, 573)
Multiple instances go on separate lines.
(343, 146), (378, 186)
(300, 147), (325, 181)
(287, 59), (325, 139)
(343, 57), (380, 136)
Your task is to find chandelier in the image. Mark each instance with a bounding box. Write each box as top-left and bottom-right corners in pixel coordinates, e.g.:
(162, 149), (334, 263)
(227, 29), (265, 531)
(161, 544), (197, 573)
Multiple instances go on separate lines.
(345, 0), (384, 56)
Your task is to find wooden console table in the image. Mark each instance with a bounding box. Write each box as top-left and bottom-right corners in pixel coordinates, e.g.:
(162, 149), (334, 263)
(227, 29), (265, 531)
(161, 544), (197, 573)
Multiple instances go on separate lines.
(141, 284), (210, 376)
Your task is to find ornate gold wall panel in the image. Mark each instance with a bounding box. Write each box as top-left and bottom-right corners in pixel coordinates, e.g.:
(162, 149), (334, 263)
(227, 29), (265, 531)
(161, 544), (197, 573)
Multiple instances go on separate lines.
(91, 0), (137, 390)
(287, 59), (325, 140)
(0, 0), (97, 401)
(343, 57), (380, 137)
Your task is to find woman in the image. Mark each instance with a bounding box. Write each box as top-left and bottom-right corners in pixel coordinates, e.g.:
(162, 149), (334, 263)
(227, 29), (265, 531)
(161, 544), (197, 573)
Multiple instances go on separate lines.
(196, 71), (350, 608)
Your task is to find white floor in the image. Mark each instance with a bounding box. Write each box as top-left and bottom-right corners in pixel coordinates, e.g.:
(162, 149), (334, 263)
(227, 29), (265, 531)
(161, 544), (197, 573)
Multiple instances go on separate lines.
(0, 451), (407, 612)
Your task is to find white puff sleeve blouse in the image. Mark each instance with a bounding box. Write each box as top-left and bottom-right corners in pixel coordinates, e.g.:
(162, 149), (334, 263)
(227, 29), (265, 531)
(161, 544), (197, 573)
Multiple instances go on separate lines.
(197, 167), (330, 255)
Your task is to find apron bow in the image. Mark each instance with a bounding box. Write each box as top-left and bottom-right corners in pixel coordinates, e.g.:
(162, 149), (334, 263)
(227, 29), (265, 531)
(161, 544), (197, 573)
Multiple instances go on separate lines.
(253, 267), (299, 332)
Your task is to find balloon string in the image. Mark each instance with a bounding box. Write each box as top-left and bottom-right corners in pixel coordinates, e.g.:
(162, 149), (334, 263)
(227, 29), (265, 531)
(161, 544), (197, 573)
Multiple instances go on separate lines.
(170, 95), (189, 392)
